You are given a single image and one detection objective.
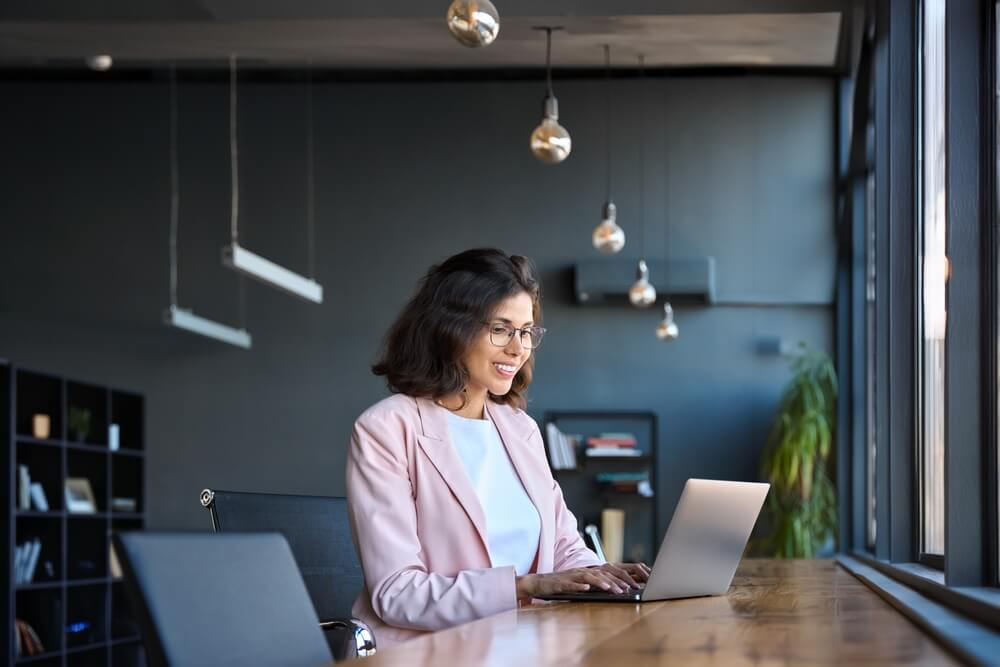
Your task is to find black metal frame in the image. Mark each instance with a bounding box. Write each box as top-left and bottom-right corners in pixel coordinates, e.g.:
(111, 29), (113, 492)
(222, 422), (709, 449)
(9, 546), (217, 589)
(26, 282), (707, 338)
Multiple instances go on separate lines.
(541, 410), (658, 561)
(839, 0), (1000, 621)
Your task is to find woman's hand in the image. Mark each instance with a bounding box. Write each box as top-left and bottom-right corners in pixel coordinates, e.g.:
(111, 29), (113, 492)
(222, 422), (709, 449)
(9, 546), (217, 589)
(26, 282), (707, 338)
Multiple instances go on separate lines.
(596, 562), (651, 588)
(515, 562), (649, 600)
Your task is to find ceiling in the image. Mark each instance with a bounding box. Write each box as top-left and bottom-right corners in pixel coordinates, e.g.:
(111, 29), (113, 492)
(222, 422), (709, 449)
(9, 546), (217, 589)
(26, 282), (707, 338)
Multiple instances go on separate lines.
(0, 1), (849, 71)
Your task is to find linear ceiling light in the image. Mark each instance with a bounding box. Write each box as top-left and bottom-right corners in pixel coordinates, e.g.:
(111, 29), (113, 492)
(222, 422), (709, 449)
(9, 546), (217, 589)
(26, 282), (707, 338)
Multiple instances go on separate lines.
(220, 56), (324, 305)
(222, 243), (323, 303)
(163, 65), (253, 349)
(165, 305), (252, 349)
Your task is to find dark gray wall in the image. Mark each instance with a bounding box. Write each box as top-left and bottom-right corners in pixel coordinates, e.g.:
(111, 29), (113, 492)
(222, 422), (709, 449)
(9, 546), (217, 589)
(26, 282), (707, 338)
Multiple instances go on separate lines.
(0, 75), (834, 535)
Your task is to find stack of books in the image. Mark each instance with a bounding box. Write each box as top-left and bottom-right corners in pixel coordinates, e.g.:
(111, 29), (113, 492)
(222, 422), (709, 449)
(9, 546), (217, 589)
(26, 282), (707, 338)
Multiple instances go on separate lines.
(14, 539), (43, 584)
(545, 423), (580, 470)
(585, 433), (642, 457)
(595, 472), (655, 497)
(17, 465), (50, 511)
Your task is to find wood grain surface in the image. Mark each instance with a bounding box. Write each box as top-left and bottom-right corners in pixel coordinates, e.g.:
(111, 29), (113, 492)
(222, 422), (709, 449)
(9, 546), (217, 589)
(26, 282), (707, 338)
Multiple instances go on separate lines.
(358, 559), (959, 666)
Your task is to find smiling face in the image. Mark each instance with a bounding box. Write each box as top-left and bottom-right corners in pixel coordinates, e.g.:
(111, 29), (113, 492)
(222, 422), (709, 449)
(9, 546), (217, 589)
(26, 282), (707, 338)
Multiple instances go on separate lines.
(461, 291), (535, 401)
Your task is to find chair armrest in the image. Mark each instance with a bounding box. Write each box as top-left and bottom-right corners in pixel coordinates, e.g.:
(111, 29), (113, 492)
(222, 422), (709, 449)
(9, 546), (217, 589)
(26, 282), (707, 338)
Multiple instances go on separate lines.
(319, 618), (377, 659)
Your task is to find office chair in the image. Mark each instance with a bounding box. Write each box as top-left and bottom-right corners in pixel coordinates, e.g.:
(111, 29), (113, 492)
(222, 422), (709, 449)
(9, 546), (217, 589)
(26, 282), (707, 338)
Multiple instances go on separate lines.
(112, 532), (333, 667)
(200, 489), (375, 660)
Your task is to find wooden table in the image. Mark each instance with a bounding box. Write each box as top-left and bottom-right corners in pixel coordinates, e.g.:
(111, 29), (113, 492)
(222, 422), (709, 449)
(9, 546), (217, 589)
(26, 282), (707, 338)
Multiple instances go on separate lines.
(360, 560), (959, 666)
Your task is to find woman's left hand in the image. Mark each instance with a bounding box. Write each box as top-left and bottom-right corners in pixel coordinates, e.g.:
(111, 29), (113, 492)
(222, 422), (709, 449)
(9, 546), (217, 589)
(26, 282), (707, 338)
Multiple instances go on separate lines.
(592, 561), (652, 589)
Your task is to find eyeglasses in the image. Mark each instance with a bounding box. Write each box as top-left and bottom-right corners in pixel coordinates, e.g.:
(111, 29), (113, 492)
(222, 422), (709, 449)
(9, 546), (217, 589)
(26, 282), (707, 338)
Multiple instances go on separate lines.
(486, 322), (547, 350)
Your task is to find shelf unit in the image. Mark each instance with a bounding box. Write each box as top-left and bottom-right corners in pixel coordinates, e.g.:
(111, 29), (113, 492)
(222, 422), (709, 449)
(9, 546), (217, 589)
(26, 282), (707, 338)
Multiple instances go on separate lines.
(542, 411), (658, 565)
(3, 362), (146, 666)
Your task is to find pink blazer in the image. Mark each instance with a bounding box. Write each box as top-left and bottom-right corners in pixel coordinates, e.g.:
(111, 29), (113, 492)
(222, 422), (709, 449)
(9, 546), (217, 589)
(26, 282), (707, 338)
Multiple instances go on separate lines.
(345, 394), (602, 646)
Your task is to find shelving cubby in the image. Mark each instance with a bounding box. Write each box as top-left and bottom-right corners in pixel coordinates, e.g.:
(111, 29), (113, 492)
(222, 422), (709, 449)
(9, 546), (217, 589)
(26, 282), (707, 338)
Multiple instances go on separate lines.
(2, 362), (146, 667)
(542, 411), (659, 565)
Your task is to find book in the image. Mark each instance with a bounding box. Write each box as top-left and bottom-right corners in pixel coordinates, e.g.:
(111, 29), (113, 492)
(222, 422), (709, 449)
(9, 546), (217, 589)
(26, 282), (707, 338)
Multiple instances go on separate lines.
(29, 482), (49, 511)
(18, 465), (31, 510)
(585, 448), (644, 457)
(600, 508), (625, 563)
(545, 423), (579, 470)
(586, 437), (637, 448)
(25, 539), (41, 583)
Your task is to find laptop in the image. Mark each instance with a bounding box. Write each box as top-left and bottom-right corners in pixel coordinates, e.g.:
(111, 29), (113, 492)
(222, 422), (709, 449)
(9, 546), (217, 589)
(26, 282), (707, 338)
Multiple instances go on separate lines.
(538, 478), (770, 602)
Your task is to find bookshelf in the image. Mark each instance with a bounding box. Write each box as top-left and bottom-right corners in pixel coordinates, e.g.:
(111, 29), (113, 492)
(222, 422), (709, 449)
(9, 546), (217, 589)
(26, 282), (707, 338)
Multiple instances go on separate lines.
(2, 362), (146, 666)
(542, 411), (658, 565)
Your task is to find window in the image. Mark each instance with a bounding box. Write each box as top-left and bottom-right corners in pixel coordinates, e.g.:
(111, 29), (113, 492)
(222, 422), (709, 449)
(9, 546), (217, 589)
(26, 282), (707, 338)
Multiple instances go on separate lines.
(865, 114), (878, 550)
(918, 0), (947, 560)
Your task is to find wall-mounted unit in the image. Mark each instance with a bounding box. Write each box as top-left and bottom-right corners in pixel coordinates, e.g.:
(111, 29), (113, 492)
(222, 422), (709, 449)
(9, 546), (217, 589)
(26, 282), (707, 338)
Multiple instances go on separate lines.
(574, 257), (716, 305)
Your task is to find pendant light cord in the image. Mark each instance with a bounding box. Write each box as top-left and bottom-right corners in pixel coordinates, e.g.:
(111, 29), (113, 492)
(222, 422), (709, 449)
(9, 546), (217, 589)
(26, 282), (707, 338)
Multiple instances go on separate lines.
(545, 28), (554, 98)
(663, 70), (670, 263)
(604, 44), (612, 201)
(229, 54), (240, 245)
(306, 67), (316, 280)
(638, 54), (646, 259)
(229, 54), (246, 329)
(168, 65), (179, 308)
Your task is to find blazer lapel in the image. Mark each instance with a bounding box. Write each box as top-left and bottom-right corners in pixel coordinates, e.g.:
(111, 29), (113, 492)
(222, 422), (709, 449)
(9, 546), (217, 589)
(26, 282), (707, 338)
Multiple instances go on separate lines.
(485, 401), (552, 564)
(414, 397), (491, 558)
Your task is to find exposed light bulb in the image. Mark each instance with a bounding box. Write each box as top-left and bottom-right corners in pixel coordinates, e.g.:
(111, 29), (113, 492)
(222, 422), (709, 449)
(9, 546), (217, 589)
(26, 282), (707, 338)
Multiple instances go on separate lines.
(531, 96), (571, 163)
(593, 201), (625, 254)
(446, 0), (500, 48)
(86, 55), (113, 71)
(629, 259), (657, 308)
(656, 302), (679, 340)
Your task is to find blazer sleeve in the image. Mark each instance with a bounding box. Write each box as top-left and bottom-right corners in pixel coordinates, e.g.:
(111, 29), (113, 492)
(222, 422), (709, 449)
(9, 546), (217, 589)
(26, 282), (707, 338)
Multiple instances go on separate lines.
(346, 409), (518, 632)
(527, 420), (605, 571)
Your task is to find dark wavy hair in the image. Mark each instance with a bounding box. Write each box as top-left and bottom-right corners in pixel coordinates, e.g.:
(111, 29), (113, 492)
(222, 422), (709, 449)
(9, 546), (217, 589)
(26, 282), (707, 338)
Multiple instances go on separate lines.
(372, 248), (542, 411)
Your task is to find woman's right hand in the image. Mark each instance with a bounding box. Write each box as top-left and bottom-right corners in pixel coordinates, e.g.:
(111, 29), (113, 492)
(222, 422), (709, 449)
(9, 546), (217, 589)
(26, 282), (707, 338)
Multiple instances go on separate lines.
(516, 567), (634, 600)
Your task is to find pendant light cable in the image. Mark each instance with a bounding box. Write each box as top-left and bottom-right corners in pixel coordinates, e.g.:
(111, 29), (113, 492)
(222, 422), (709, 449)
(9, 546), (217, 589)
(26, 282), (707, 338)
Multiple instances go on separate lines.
(544, 28), (554, 97)
(663, 71), (670, 262)
(168, 64), (179, 308)
(229, 54), (239, 245)
(638, 54), (646, 259)
(306, 66), (316, 280)
(229, 54), (246, 328)
(604, 44), (612, 202)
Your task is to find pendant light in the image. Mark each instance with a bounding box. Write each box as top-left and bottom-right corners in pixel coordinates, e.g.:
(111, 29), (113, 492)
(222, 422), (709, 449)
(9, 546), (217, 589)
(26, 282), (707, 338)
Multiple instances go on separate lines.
(628, 55), (656, 308)
(220, 56), (325, 304)
(446, 0), (500, 47)
(530, 27), (571, 164)
(657, 71), (679, 341)
(656, 303), (679, 340)
(163, 65), (252, 349)
(592, 44), (625, 254)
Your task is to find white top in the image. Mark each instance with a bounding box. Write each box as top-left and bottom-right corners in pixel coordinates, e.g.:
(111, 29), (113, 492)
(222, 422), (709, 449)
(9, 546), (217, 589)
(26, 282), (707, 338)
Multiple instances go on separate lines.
(445, 409), (541, 576)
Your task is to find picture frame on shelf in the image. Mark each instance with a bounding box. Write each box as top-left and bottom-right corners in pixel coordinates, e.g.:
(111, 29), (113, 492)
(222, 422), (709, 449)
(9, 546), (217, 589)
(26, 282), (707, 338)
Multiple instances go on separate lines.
(65, 477), (97, 514)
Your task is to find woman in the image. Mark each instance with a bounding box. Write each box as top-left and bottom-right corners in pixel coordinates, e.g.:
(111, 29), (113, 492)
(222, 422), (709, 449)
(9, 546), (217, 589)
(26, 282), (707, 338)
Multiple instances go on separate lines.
(346, 248), (650, 645)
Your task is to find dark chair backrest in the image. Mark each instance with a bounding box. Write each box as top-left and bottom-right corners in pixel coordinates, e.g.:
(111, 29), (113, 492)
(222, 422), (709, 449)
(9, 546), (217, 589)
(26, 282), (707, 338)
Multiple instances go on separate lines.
(200, 489), (364, 622)
(112, 532), (333, 667)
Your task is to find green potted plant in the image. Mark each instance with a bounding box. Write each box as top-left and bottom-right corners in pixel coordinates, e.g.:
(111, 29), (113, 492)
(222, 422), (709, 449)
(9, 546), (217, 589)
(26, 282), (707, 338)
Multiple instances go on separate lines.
(68, 406), (92, 443)
(760, 344), (838, 558)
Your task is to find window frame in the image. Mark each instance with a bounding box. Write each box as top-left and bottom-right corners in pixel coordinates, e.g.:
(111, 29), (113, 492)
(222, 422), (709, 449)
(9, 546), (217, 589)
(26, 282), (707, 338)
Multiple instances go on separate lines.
(838, 0), (1000, 625)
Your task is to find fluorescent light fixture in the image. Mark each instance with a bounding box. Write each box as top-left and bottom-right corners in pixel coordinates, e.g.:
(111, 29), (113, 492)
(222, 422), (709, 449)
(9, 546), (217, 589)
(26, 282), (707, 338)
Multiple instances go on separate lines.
(221, 243), (323, 304)
(164, 305), (252, 349)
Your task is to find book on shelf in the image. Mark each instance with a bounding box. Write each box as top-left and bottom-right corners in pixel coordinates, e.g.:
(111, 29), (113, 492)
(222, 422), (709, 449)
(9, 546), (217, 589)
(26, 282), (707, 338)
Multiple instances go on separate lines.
(14, 538), (42, 585)
(29, 482), (49, 511)
(596, 472), (655, 497)
(586, 436), (638, 448)
(15, 618), (46, 657)
(18, 464), (31, 510)
(545, 423), (579, 470)
(585, 448), (644, 457)
(600, 508), (625, 563)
